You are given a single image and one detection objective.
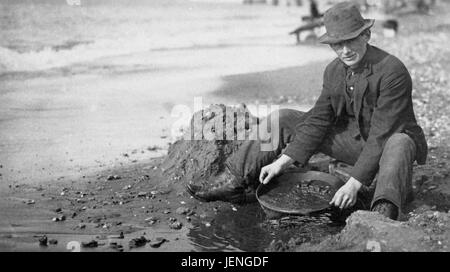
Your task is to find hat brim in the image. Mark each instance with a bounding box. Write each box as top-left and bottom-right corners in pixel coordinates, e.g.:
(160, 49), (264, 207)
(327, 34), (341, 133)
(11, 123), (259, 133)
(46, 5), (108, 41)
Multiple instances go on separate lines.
(318, 19), (375, 44)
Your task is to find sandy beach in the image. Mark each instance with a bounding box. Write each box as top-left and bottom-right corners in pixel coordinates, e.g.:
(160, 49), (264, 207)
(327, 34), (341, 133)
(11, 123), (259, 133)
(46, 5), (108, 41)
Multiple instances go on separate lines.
(1, 0), (450, 252)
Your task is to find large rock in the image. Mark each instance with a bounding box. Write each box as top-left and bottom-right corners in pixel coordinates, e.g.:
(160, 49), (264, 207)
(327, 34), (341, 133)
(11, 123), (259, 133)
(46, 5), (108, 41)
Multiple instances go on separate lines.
(295, 210), (450, 252)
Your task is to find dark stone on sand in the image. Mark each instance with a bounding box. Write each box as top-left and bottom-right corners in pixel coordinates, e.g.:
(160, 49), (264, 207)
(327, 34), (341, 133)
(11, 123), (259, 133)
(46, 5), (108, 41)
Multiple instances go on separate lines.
(169, 221), (183, 230)
(38, 235), (48, 246)
(106, 175), (121, 181)
(137, 192), (148, 197)
(129, 236), (148, 248)
(149, 238), (168, 248)
(52, 215), (66, 222)
(49, 239), (58, 245)
(82, 240), (98, 248)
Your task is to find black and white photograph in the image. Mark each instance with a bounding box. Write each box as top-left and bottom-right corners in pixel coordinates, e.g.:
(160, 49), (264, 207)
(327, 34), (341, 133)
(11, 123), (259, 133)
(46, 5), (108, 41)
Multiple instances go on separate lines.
(0, 0), (449, 254)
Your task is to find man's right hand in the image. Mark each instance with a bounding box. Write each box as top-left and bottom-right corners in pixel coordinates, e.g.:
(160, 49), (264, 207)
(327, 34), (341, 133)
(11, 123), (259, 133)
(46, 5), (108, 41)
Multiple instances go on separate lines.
(259, 154), (295, 185)
(259, 162), (283, 185)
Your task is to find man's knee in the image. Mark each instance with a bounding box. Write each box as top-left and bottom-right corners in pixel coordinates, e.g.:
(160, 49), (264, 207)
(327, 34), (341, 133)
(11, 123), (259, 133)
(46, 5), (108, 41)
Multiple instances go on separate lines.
(380, 133), (416, 166)
(383, 133), (416, 153)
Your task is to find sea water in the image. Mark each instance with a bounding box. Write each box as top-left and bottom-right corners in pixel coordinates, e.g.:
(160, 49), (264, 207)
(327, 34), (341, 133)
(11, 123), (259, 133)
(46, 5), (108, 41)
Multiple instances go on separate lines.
(0, 0), (334, 184)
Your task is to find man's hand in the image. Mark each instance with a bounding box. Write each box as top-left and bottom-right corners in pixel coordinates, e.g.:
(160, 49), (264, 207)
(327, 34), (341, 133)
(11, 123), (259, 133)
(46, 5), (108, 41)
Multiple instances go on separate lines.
(259, 162), (283, 185)
(330, 177), (362, 209)
(259, 155), (295, 185)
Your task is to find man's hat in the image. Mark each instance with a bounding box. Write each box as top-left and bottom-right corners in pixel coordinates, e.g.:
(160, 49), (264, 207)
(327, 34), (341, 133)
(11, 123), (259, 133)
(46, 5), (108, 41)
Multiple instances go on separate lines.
(318, 2), (374, 44)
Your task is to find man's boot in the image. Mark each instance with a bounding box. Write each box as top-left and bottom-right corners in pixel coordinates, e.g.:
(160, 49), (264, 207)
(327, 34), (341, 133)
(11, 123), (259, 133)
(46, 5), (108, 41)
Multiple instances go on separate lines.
(186, 167), (252, 204)
(371, 199), (399, 220)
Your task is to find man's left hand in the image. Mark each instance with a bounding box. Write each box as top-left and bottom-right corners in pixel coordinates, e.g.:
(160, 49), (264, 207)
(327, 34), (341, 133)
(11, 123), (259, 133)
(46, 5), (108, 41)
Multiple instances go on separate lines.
(330, 177), (362, 209)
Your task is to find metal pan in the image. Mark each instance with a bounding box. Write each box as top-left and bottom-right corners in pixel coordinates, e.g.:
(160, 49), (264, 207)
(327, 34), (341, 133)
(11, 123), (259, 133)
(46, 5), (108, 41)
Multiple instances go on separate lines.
(256, 170), (345, 219)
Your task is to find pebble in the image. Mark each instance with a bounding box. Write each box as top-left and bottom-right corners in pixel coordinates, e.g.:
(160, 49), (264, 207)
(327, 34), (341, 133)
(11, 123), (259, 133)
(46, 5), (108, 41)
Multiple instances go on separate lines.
(129, 236), (148, 248)
(49, 239), (58, 245)
(137, 192), (148, 197)
(169, 222), (183, 230)
(81, 240), (98, 248)
(52, 215), (66, 222)
(106, 175), (121, 181)
(38, 235), (48, 246)
(149, 238), (168, 248)
(176, 207), (190, 215)
(24, 199), (35, 205)
(163, 209), (171, 214)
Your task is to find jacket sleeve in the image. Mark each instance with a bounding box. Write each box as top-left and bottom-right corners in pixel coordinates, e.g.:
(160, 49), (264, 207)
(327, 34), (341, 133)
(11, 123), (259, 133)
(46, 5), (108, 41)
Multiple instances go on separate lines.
(350, 65), (413, 185)
(282, 67), (335, 165)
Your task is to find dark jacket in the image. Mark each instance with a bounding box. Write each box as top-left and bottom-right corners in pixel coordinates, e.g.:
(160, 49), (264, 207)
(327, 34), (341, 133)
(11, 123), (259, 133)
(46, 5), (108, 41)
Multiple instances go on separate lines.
(284, 45), (427, 186)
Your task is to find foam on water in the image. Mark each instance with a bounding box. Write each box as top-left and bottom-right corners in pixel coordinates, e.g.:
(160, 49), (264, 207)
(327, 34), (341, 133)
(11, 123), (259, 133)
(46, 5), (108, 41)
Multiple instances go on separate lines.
(0, 0), (329, 76)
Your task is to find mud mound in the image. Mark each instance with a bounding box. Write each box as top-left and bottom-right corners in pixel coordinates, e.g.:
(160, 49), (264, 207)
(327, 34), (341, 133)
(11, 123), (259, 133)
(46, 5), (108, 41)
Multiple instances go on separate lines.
(161, 104), (258, 184)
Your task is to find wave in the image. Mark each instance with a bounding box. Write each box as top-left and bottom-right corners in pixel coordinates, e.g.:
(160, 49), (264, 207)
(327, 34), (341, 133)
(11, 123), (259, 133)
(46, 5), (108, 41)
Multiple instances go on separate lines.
(0, 36), (192, 75)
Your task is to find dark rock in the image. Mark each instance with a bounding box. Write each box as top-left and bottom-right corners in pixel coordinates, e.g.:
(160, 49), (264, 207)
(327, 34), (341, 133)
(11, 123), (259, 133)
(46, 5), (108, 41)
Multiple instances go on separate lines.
(169, 222), (183, 230)
(81, 240), (98, 248)
(106, 175), (121, 181)
(149, 238), (168, 248)
(137, 192), (148, 197)
(129, 236), (148, 248)
(49, 239), (58, 245)
(38, 235), (48, 246)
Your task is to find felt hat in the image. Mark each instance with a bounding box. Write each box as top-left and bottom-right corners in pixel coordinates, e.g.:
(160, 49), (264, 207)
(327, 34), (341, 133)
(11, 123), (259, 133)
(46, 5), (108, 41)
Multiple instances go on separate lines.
(318, 2), (374, 44)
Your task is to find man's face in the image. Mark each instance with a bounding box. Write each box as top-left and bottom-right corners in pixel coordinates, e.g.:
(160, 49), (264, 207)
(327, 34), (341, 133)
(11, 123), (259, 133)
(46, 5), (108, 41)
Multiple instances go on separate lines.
(330, 34), (369, 67)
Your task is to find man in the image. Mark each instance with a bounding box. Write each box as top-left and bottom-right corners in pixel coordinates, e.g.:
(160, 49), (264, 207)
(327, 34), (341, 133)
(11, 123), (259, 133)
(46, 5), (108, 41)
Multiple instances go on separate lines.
(186, 2), (427, 220)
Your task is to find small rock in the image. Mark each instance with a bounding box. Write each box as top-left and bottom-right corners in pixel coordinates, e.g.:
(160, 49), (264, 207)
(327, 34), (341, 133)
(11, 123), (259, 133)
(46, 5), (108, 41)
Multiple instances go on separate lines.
(163, 210), (171, 214)
(52, 215), (66, 222)
(38, 235), (48, 246)
(55, 208), (62, 213)
(129, 236), (148, 248)
(149, 238), (168, 248)
(137, 192), (148, 197)
(106, 175), (121, 181)
(176, 207), (190, 215)
(169, 222), (183, 230)
(81, 240), (98, 248)
(24, 199), (35, 205)
(49, 239), (58, 245)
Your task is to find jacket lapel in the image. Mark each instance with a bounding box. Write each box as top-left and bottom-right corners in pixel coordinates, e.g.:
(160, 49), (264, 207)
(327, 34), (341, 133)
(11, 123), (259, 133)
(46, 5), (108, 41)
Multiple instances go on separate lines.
(332, 64), (346, 118)
(354, 62), (372, 120)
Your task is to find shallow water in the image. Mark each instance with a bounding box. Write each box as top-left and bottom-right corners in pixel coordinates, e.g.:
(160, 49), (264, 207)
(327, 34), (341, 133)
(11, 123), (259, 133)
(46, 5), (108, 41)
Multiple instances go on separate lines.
(187, 203), (344, 252)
